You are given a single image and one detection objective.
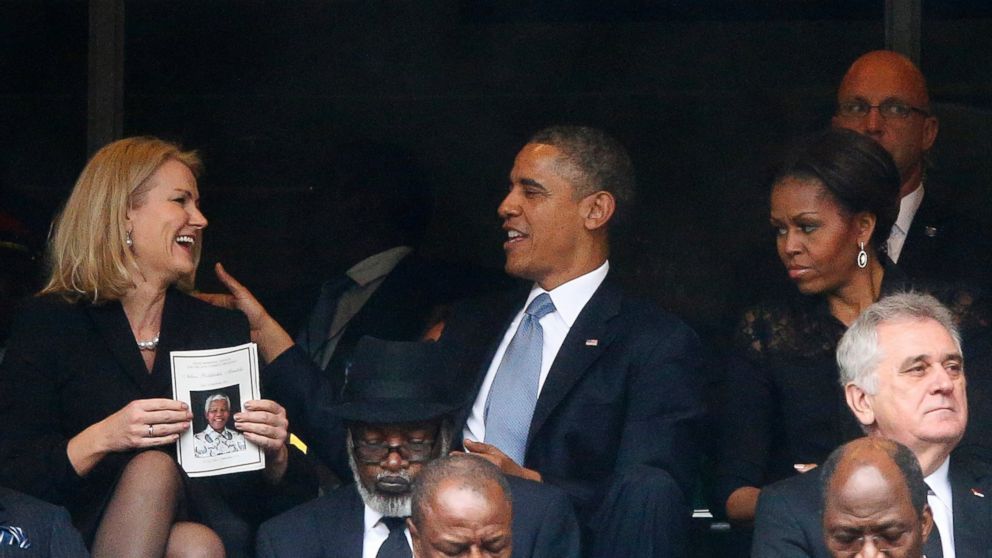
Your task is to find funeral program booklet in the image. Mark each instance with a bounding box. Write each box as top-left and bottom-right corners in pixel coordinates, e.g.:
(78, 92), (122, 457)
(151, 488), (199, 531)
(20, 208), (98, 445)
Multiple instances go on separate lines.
(171, 342), (265, 477)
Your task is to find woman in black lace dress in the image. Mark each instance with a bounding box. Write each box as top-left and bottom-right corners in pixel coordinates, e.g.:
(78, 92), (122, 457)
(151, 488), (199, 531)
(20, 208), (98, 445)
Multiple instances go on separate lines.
(715, 128), (932, 525)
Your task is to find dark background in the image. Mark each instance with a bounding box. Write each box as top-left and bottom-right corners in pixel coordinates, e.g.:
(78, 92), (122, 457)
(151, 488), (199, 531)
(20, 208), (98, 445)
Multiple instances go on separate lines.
(4, 0), (992, 346)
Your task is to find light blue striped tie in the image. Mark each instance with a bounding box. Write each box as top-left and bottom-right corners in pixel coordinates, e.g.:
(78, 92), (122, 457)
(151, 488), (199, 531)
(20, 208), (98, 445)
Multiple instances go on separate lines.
(484, 293), (556, 464)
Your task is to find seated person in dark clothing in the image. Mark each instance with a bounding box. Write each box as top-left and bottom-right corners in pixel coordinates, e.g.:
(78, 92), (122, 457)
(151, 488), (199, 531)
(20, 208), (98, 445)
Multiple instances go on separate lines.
(0, 137), (315, 558)
(752, 292), (992, 557)
(206, 140), (511, 489)
(832, 51), (992, 290)
(255, 337), (580, 558)
(0, 486), (89, 557)
(409, 454), (513, 558)
(820, 438), (933, 558)
(268, 140), (510, 386)
(714, 128), (988, 526)
(213, 126), (704, 558)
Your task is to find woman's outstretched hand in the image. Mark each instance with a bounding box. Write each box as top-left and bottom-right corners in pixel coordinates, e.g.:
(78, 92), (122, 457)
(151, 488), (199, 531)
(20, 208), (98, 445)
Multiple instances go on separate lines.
(196, 263), (294, 362)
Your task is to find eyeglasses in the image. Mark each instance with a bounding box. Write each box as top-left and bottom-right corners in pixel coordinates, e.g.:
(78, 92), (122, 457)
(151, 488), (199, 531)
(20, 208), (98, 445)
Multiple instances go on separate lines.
(353, 438), (436, 464)
(836, 100), (930, 120)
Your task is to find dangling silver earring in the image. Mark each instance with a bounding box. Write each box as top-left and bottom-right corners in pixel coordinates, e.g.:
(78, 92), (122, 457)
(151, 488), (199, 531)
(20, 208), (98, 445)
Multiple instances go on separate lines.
(857, 241), (868, 269)
(126, 230), (133, 248)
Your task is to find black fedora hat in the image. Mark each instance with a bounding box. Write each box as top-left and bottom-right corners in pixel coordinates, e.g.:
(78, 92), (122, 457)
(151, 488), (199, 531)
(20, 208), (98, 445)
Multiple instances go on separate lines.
(328, 336), (464, 423)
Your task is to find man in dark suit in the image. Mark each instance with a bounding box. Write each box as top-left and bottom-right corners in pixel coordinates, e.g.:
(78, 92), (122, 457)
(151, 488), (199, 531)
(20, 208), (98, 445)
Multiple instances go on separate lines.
(0, 487), (88, 557)
(271, 140), (456, 384)
(752, 292), (992, 557)
(832, 50), (992, 287)
(819, 438), (934, 558)
(437, 126), (704, 558)
(255, 337), (580, 558)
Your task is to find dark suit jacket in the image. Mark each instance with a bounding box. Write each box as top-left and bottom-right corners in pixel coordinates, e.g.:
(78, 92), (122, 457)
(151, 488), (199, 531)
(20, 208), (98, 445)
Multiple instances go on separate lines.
(438, 274), (704, 521)
(751, 455), (992, 557)
(0, 487), (88, 558)
(0, 290), (315, 543)
(261, 252), (511, 479)
(272, 251), (511, 389)
(255, 476), (581, 558)
(897, 192), (992, 290)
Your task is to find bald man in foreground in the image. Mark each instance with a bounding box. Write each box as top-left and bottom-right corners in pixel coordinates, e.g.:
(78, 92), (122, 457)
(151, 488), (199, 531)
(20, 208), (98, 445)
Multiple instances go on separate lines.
(820, 438), (933, 558)
(408, 455), (513, 558)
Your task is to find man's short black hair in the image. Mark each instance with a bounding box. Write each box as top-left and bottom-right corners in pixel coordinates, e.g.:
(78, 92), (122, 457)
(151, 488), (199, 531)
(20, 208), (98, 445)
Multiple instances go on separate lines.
(410, 453), (512, 528)
(820, 438), (929, 519)
(528, 125), (636, 223)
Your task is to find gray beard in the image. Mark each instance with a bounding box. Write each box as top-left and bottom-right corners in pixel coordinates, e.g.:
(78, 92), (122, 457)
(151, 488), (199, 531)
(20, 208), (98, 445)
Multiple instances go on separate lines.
(347, 424), (452, 517)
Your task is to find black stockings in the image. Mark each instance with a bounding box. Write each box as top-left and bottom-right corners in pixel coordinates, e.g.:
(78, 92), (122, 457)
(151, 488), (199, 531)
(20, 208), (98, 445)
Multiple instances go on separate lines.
(91, 450), (224, 558)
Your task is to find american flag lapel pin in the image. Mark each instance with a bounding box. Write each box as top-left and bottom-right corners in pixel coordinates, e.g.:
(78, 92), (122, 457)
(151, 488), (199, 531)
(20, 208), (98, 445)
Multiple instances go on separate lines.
(971, 487), (985, 498)
(585, 339), (599, 346)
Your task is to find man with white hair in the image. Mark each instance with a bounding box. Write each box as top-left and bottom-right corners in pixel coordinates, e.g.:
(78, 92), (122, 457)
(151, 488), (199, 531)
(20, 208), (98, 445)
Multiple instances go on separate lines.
(193, 393), (247, 457)
(752, 292), (992, 557)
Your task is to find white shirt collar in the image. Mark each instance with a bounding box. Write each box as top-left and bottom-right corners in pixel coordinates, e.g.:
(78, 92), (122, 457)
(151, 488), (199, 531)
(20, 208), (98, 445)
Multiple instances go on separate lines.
(894, 182), (925, 235)
(363, 505), (386, 535)
(347, 246), (413, 287)
(525, 260), (609, 327)
(925, 455), (952, 508)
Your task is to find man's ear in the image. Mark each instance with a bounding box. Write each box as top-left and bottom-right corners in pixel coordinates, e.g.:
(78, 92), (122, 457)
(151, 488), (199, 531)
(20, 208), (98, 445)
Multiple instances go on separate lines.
(922, 115), (939, 152)
(920, 503), (934, 547)
(581, 191), (615, 231)
(844, 382), (876, 428)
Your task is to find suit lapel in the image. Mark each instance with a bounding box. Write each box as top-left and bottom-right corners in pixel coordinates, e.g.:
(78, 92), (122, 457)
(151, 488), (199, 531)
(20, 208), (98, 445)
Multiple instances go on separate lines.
(86, 300), (156, 395)
(950, 456), (991, 554)
(318, 485), (367, 558)
(898, 195), (941, 271)
(340, 254), (424, 341)
(526, 279), (621, 449)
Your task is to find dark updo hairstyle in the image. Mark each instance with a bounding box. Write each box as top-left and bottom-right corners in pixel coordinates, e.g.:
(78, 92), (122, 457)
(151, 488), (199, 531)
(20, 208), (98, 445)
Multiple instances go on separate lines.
(773, 128), (901, 252)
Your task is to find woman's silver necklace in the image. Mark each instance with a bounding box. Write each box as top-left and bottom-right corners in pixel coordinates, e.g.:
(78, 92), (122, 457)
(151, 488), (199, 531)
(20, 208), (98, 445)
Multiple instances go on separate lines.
(136, 333), (160, 351)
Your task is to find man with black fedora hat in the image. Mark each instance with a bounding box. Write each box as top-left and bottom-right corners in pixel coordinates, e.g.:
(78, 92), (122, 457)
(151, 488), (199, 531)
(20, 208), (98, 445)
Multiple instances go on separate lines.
(255, 336), (580, 558)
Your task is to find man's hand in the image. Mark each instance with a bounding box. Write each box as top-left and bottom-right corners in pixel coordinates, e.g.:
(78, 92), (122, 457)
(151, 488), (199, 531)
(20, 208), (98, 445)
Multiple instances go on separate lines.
(458, 439), (542, 482)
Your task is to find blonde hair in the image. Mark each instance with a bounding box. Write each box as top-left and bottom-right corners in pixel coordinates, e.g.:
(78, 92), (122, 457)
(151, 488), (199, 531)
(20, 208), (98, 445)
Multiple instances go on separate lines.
(41, 136), (203, 303)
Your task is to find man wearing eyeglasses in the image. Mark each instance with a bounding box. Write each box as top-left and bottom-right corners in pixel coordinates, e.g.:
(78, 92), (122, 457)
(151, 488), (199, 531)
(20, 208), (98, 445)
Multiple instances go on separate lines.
(752, 293), (992, 558)
(255, 337), (580, 558)
(832, 50), (992, 288)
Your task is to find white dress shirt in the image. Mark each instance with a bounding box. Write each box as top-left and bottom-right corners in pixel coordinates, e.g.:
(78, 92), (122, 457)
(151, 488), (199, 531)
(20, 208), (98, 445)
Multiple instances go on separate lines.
(362, 505), (413, 558)
(318, 245), (413, 369)
(887, 183), (924, 263)
(463, 260), (610, 445)
(925, 456), (954, 558)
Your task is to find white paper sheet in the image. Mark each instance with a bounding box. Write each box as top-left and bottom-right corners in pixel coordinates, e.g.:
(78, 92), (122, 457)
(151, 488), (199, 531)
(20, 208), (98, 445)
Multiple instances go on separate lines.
(171, 342), (265, 477)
